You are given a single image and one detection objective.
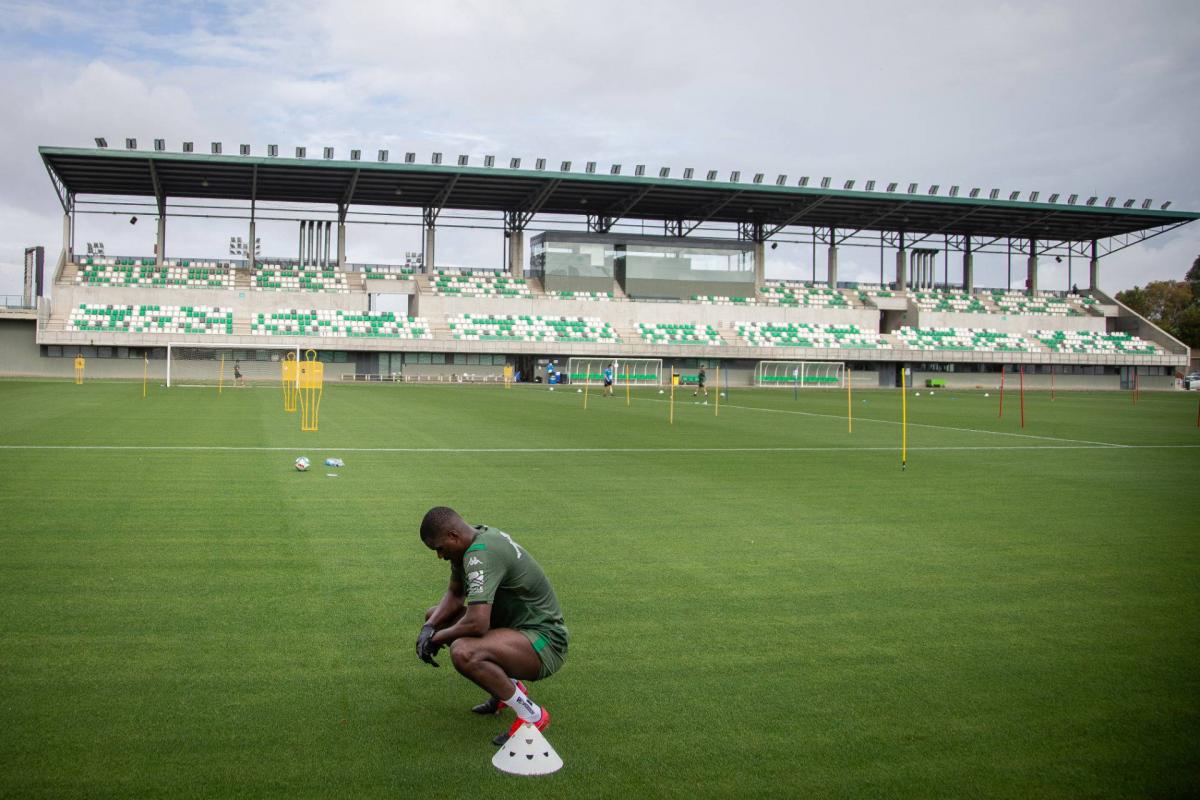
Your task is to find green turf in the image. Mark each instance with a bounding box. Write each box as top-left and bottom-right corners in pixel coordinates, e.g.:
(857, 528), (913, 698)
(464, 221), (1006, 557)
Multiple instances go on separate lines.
(0, 380), (1197, 798)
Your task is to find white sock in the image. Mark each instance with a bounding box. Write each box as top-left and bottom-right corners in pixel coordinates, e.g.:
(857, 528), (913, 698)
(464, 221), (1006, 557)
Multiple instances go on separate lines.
(504, 685), (542, 723)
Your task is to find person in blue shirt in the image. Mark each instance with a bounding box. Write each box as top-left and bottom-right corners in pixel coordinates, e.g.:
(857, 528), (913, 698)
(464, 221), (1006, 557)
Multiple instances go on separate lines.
(602, 364), (614, 396)
(545, 360), (558, 389)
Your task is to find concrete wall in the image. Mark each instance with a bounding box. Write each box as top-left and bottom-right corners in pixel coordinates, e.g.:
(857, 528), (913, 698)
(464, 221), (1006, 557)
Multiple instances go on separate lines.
(915, 311), (1106, 334)
(50, 284), (371, 320)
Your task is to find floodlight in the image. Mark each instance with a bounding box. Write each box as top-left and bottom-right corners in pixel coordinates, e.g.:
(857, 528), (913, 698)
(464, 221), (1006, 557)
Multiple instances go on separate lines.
(799, 176), (810, 187)
(484, 155), (495, 167)
(634, 164), (645, 176)
(562, 161), (573, 172)
(1104, 196), (1116, 207)
(1009, 191), (1020, 201)
(907, 183), (919, 194)
(459, 155), (470, 166)
(1085, 196), (1098, 206)
(989, 189), (1000, 200)
(125, 138), (137, 150)
(1048, 193), (1059, 203)
(843, 180), (855, 190)
(268, 144), (279, 157)
(1161, 201), (1172, 209)
(949, 185), (959, 197)
(295, 146), (306, 158)
(182, 141), (194, 153)
(94, 137), (108, 148)
(729, 171), (740, 182)
(402, 152), (414, 164)
(431, 152), (442, 165)
(683, 167), (694, 179)
(1122, 199), (1135, 208)
(820, 177), (831, 189)
(753, 173), (764, 184)
(1029, 191), (1039, 202)
(240, 144), (251, 156)
(1139, 199), (1151, 209)
(611, 164), (621, 174)
(775, 174), (787, 186)
(350, 149), (361, 161)
(886, 182), (898, 192)
(928, 185), (939, 195)
(706, 170), (717, 181)
(536, 158), (546, 170)
(968, 188), (980, 198)
(586, 161), (596, 174)
(660, 167), (670, 178)
(129, 216), (137, 225)
(154, 139), (165, 151)
(865, 180), (876, 191)
(1067, 193), (1078, 204)
(511, 158), (522, 169)
(377, 149), (388, 162)
(324, 147), (334, 160)
(211, 142), (222, 154)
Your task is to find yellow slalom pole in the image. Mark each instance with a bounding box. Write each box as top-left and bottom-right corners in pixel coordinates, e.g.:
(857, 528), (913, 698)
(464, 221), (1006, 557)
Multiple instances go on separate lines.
(901, 367), (908, 469)
(218, 354), (225, 395)
(669, 377), (675, 425)
(847, 364), (853, 433)
(142, 355), (148, 398)
(714, 366), (720, 417)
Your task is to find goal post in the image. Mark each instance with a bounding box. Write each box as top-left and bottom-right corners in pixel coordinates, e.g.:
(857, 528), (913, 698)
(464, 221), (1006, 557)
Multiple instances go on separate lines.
(755, 360), (845, 389)
(566, 357), (663, 386)
(166, 343), (301, 387)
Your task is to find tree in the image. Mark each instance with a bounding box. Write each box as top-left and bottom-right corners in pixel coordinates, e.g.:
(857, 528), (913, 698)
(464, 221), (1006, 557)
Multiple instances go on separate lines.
(1115, 285), (1148, 317)
(1115, 280), (1194, 339)
(1188, 255), (1200, 297)
(1176, 305), (1200, 349)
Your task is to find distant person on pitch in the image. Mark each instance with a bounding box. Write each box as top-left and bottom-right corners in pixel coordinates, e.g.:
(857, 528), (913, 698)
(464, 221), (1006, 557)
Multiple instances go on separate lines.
(234, 360), (246, 388)
(603, 364), (614, 396)
(415, 506), (568, 745)
(693, 366), (708, 401)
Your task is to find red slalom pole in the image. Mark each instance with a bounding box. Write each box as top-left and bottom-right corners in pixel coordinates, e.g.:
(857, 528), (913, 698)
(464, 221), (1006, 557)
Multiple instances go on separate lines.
(998, 368), (1005, 419)
(1133, 370), (1139, 405)
(1019, 365), (1025, 428)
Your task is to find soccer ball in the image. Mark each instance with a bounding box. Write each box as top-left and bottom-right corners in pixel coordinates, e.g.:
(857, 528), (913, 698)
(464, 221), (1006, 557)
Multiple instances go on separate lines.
(984, 393), (990, 397)
(295, 456), (310, 472)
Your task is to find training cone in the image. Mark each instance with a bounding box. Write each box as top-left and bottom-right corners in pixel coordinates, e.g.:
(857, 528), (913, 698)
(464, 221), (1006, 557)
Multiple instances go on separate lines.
(491, 722), (563, 776)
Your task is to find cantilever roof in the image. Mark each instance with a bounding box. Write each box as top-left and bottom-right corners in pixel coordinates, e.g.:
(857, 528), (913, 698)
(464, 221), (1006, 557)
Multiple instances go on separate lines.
(40, 146), (1198, 242)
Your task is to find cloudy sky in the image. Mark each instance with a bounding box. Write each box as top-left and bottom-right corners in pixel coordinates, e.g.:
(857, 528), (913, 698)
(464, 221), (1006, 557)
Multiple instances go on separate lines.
(0, 0), (1197, 297)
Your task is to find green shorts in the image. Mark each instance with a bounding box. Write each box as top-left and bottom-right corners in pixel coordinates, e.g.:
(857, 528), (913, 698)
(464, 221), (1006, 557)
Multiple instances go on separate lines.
(520, 625), (569, 680)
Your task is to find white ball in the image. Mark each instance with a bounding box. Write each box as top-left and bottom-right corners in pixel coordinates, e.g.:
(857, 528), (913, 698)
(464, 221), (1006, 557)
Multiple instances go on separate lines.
(984, 393), (990, 397)
(930, 391), (935, 396)
(915, 392), (921, 396)
(294, 456), (310, 472)
(577, 388), (582, 393)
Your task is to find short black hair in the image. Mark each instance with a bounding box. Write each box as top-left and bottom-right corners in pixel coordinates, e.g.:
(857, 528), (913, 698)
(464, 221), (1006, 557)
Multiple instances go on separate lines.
(420, 506), (462, 542)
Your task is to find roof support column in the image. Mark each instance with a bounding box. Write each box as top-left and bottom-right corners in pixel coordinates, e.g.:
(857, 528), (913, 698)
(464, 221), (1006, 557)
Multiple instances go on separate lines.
(504, 211), (525, 279)
(337, 204), (347, 268)
(247, 164), (257, 271)
(1089, 239), (1099, 291)
(963, 237), (974, 293)
(1027, 238), (1038, 294)
(157, 214), (167, 267)
(827, 227), (838, 288)
(60, 197), (74, 270)
(423, 207), (437, 273)
(895, 232), (907, 291)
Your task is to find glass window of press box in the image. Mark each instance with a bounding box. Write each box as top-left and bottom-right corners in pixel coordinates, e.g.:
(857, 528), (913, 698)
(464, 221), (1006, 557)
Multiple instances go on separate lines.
(530, 232), (756, 301)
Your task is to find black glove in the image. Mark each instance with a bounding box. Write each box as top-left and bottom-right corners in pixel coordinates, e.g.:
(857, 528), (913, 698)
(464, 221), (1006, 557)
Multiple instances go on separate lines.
(416, 624), (441, 667)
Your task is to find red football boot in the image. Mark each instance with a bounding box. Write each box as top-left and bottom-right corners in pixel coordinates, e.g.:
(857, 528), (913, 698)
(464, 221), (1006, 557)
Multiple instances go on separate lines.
(494, 707), (550, 746)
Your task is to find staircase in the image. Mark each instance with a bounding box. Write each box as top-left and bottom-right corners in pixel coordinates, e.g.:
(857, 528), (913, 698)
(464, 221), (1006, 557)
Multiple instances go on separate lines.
(234, 268), (251, 290)
(59, 263), (78, 284)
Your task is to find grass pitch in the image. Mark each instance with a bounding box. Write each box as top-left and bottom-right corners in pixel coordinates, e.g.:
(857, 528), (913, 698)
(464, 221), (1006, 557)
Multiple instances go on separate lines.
(0, 379), (1197, 798)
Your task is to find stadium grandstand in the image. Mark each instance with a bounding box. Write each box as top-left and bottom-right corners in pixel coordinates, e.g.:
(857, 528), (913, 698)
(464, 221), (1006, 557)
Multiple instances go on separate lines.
(2, 143), (1196, 388)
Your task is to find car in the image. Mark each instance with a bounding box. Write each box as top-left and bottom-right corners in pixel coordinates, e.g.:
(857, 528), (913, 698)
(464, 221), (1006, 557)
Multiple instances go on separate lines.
(1184, 372), (1200, 390)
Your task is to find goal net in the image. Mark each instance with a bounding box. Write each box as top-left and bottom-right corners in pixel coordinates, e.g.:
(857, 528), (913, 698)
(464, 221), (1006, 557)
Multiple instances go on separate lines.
(166, 343), (301, 387)
(566, 357), (663, 386)
(755, 360), (845, 389)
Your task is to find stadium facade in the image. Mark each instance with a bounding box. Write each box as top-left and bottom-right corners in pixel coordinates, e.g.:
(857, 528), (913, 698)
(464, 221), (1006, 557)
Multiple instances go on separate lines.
(1, 144), (1196, 389)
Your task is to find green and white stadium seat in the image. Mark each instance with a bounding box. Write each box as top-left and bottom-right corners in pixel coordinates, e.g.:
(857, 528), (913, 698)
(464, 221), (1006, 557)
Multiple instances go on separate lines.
(430, 270), (532, 297)
(253, 264), (350, 293)
(737, 322), (887, 349)
(692, 294), (755, 305)
(759, 281), (850, 308)
(76, 257), (234, 289)
(990, 291), (1084, 316)
(636, 322), (723, 345)
(362, 266), (415, 280)
(896, 326), (1029, 352)
(1031, 329), (1158, 354)
(68, 304), (233, 334)
(250, 310), (432, 338)
(855, 283), (897, 303)
(447, 314), (618, 343)
(912, 290), (989, 313)
(551, 290), (614, 301)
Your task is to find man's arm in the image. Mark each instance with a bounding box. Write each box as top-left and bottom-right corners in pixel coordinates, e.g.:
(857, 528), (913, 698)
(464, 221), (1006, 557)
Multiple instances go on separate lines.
(431, 602), (491, 647)
(425, 574), (465, 629)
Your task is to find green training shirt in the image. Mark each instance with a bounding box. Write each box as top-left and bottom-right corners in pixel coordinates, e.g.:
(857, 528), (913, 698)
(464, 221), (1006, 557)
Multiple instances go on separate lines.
(451, 525), (566, 634)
